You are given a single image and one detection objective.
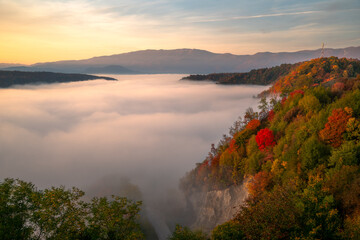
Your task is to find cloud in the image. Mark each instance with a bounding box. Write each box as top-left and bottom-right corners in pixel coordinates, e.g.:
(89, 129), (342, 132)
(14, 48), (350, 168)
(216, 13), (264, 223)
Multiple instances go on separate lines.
(0, 76), (269, 238)
(0, 76), (268, 189)
(188, 10), (321, 23)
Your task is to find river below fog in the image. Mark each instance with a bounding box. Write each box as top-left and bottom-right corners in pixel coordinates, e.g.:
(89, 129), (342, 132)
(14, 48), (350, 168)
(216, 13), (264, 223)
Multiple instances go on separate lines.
(0, 74), (269, 239)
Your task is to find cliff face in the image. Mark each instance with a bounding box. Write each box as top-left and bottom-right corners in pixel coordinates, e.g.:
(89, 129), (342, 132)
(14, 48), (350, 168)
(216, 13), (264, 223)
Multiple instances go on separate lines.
(186, 183), (248, 233)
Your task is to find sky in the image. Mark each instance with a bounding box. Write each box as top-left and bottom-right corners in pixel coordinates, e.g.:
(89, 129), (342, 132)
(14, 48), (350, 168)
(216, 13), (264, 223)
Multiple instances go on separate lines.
(1, 0), (359, 64)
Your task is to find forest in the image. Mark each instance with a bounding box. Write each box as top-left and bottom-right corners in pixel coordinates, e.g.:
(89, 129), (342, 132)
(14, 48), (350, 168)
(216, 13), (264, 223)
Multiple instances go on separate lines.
(182, 64), (297, 85)
(0, 70), (116, 88)
(178, 57), (360, 239)
(2, 57), (360, 239)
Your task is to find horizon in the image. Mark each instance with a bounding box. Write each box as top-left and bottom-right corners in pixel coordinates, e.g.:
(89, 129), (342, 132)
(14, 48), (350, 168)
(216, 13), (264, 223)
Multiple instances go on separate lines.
(1, 0), (359, 64)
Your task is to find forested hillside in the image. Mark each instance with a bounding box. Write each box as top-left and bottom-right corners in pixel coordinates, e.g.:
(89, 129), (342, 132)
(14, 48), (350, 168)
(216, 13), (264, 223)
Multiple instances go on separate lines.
(177, 57), (360, 239)
(0, 70), (116, 88)
(182, 64), (296, 85)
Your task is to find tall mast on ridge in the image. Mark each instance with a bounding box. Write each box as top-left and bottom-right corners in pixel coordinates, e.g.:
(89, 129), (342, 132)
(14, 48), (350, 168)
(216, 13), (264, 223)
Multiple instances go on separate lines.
(320, 43), (325, 58)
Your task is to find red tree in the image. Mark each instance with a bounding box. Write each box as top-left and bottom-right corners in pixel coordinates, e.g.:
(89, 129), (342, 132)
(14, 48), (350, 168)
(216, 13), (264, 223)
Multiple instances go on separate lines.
(256, 128), (276, 150)
(319, 108), (351, 147)
(268, 110), (275, 122)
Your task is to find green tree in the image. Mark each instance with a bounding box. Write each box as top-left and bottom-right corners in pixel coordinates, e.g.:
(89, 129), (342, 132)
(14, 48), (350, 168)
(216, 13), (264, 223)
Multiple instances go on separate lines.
(84, 196), (144, 240)
(0, 179), (144, 240)
(300, 135), (330, 171)
(211, 221), (244, 240)
(168, 225), (208, 240)
(31, 186), (87, 240)
(0, 179), (35, 240)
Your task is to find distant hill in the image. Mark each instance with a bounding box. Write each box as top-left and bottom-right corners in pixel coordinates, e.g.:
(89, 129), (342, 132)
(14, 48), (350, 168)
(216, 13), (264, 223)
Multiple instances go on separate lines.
(0, 70), (116, 88)
(5, 46), (358, 74)
(182, 63), (297, 85)
(0, 63), (23, 68)
(1, 47), (359, 74)
(84, 65), (139, 74)
(1, 65), (137, 75)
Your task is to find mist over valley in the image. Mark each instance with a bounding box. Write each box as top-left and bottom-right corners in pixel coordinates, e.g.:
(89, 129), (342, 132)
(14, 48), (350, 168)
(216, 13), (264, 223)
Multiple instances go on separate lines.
(0, 74), (268, 238)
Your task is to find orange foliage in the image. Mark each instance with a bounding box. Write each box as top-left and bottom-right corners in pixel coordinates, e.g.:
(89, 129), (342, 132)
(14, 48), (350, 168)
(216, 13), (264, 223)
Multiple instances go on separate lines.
(210, 154), (220, 170)
(269, 57), (360, 94)
(246, 119), (261, 130)
(332, 82), (345, 92)
(228, 138), (237, 154)
(248, 171), (273, 198)
(319, 108), (352, 147)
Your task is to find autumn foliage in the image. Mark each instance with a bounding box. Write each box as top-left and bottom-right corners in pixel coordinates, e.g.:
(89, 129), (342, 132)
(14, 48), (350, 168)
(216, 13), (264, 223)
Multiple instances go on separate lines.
(319, 108), (352, 147)
(269, 57), (360, 94)
(267, 109), (275, 122)
(227, 138), (237, 154)
(256, 128), (276, 150)
(246, 119), (261, 130)
(247, 171), (273, 198)
(178, 57), (360, 240)
(289, 89), (304, 98)
(332, 82), (345, 92)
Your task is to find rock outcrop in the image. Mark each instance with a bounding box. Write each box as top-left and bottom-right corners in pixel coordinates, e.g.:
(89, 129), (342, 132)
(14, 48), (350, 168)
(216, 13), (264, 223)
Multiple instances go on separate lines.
(186, 183), (248, 233)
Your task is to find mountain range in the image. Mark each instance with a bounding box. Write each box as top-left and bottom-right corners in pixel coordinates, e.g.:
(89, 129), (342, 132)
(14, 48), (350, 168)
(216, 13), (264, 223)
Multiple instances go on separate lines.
(1, 46), (360, 74)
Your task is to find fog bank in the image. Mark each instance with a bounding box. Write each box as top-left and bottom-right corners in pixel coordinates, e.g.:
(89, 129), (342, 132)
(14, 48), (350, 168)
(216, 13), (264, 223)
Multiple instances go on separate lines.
(0, 74), (268, 238)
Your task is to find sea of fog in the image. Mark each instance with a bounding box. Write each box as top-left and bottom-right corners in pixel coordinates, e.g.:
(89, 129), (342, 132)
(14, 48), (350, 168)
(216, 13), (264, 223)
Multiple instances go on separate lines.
(0, 74), (269, 238)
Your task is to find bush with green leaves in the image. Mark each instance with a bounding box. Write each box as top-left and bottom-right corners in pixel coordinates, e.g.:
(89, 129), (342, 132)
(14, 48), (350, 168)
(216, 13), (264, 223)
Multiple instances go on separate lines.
(168, 225), (208, 240)
(211, 221), (244, 240)
(0, 178), (144, 240)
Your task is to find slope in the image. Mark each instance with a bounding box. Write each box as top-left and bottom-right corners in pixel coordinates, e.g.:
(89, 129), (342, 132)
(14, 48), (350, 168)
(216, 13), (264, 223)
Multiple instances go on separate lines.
(179, 57), (360, 239)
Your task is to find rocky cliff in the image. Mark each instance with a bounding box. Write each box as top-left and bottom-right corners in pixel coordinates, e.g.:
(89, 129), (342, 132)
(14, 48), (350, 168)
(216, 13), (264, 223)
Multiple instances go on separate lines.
(186, 183), (248, 233)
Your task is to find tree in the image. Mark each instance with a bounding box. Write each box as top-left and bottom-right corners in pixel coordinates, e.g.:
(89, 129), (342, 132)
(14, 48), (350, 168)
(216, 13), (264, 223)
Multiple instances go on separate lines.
(319, 108), (352, 147)
(247, 171), (273, 198)
(246, 119), (261, 131)
(255, 128), (276, 150)
(168, 225), (208, 240)
(84, 196), (143, 240)
(234, 186), (301, 240)
(31, 186), (87, 240)
(0, 179), (35, 240)
(0, 179), (144, 240)
(267, 109), (275, 122)
(258, 97), (269, 119)
(300, 135), (330, 171)
(211, 221), (244, 240)
(243, 108), (258, 124)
